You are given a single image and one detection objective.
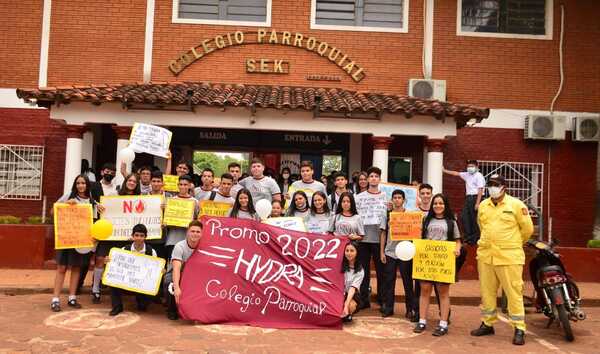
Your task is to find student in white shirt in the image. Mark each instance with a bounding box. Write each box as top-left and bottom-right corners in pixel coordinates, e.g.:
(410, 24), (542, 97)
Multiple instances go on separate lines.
(227, 162), (243, 199)
(228, 188), (260, 221)
(305, 191), (331, 234)
(341, 241), (364, 323)
(194, 168), (216, 200)
(99, 162), (122, 196)
(443, 160), (485, 245)
(329, 172), (352, 211)
(238, 158), (281, 203)
(289, 160), (327, 203)
(286, 190), (310, 218)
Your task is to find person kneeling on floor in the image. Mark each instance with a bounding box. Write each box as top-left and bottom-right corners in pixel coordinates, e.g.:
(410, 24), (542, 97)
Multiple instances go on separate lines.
(108, 224), (157, 316)
(164, 220), (203, 320)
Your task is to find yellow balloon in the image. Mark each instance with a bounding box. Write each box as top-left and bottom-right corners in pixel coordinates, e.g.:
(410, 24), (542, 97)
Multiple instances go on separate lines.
(91, 219), (113, 240)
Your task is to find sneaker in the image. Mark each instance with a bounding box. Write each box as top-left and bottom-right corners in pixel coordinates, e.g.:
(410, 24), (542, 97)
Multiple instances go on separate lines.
(513, 329), (525, 345)
(413, 323), (426, 333)
(51, 301), (61, 312)
(92, 292), (101, 304)
(67, 299), (82, 309)
(342, 315), (353, 323)
(470, 322), (495, 336)
(432, 326), (448, 336)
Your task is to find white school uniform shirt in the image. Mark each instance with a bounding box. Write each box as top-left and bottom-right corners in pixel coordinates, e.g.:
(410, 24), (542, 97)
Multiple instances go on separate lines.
(459, 171), (486, 196)
(126, 243), (157, 257)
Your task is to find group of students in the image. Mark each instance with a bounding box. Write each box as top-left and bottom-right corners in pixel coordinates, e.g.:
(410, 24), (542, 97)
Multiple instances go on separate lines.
(52, 155), (467, 335)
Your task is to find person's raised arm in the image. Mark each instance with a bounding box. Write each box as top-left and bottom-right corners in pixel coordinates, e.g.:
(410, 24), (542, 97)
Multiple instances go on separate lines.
(165, 151), (172, 175)
(442, 167), (461, 177)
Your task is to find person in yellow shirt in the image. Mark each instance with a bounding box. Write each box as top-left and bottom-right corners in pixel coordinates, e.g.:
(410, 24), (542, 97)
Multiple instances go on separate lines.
(470, 174), (533, 345)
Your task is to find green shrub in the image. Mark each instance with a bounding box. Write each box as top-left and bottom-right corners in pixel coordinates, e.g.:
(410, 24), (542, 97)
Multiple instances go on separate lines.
(0, 215), (22, 224)
(587, 239), (600, 248)
(26, 216), (44, 224)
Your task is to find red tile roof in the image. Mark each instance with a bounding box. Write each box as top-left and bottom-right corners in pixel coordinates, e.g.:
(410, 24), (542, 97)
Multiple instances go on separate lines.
(16, 82), (489, 126)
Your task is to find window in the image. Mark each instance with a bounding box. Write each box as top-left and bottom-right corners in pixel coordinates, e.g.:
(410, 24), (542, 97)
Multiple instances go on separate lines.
(477, 160), (543, 211)
(193, 151), (249, 177)
(0, 145), (44, 200)
(388, 156), (412, 184)
(322, 155), (343, 177)
(311, 0), (409, 33)
(173, 0), (272, 26)
(458, 0), (553, 39)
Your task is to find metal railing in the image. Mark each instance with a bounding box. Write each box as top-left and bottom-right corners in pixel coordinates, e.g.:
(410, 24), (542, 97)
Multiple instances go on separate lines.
(0, 144), (44, 200)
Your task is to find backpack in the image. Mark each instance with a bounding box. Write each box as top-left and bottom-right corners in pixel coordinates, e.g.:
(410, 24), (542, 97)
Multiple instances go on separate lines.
(209, 191), (217, 201)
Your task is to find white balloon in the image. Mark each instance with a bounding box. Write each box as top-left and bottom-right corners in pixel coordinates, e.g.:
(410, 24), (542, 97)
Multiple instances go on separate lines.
(118, 147), (136, 164)
(255, 199), (272, 219)
(395, 241), (416, 261)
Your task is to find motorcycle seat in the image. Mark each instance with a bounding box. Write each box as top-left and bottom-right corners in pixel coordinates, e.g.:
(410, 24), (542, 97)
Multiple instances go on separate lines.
(539, 265), (564, 274)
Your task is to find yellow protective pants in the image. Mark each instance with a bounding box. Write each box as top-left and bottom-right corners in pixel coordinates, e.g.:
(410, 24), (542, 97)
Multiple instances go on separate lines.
(478, 261), (526, 331)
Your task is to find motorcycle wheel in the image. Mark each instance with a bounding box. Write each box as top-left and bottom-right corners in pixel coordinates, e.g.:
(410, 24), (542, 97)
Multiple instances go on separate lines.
(556, 303), (574, 342)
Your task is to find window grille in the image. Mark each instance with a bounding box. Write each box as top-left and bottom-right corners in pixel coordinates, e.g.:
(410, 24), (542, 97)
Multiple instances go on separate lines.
(0, 144), (44, 200)
(461, 0), (547, 35)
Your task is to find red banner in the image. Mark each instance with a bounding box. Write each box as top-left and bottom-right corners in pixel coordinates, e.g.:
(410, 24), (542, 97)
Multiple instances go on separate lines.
(179, 216), (347, 329)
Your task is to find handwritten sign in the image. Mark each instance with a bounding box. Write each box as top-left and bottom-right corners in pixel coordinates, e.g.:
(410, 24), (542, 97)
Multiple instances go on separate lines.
(379, 183), (418, 211)
(128, 123), (172, 158)
(53, 204), (94, 249)
(178, 216), (346, 329)
(412, 239), (456, 284)
(354, 191), (387, 225)
(102, 248), (165, 296)
(389, 212), (423, 241)
(263, 217), (307, 232)
(199, 200), (233, 217)
(163, 175), (179, 193)
(100, 196), (163, 241)
(164, 198), (195, 227)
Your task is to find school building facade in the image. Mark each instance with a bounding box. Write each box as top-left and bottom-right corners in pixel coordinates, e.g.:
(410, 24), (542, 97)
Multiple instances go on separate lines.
(1, 0), (599, 247)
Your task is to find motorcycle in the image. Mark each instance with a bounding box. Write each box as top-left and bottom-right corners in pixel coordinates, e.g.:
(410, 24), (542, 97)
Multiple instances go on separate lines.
(528, 238), (586, 342)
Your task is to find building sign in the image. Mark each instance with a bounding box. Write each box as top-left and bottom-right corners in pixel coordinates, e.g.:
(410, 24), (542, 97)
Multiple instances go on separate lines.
(246, 59), (290, 74)
(169, 29), (365, 82)
(172, 128), (349, 152)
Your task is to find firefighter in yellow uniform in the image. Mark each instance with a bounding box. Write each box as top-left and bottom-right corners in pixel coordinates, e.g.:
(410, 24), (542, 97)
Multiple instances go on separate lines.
(470, 174), (533, 345)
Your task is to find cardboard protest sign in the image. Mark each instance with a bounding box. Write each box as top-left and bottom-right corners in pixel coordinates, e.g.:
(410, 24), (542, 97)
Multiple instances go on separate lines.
(100, 196), (163, 240)
(199, 200), (233, 217)
(178, 216), (346, 329)
(163, 174), (179, 193)
(128, 123), (172, 158)
(412, 239), (456, 284)
(354, 191), (387, 225)
(263, 217), (307, 232)
(379, 183), (418, 211)
(389, 212), (423, 241)
(53, 203), (94, 249)
(102, 248), (165, 296)
(164, 198), (195, 227)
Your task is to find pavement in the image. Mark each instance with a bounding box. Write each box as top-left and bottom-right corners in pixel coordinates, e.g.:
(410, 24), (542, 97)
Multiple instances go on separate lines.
(1, 268), (599, 353)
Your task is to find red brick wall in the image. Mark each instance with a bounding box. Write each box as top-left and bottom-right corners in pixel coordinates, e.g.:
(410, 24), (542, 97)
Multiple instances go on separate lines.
(0, 0), (42, 87)
(0, 109), (66, 220)
(46, 0), (146, 86)
(443, 127), (597, 247)
(151, 0), (425, 92)
(434, 0), (600, 112)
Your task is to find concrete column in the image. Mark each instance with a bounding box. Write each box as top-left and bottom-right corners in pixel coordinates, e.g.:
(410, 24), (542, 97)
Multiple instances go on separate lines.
(63, 125), (87, 194)
(370, 136), (394, 182)
(425, 138), (447, 193)
(349, 133), (363, 174)
(81, 130), (94, 165)
(112, 125), (132, 173)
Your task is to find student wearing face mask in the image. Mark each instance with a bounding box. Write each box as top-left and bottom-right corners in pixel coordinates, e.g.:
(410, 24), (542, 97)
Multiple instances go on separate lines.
(443, 160), (485, 245)
(470, 174), (533, 346)
(99, 163), (122, 196)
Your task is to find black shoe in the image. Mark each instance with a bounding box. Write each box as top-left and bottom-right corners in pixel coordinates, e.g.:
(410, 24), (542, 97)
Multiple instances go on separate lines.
(432, 326), (448, 336)
(405, 310), (415, 319)
(413, 323), (426, 333)
(51, 301), (61, 312)
(109, 306), (123, 316)
(67, 299), (82, 309)
(513, 329), (525, 345)
(382, 310), (394, 318)
(471, 323), (495, 336)
(342, 315), (353, 323)
(410, 313), (419, 323)
(167, 312), (179, 320)
(358, 302), (371, 310)
(137, 303), (148, 312)
(92, 292), (101, 304)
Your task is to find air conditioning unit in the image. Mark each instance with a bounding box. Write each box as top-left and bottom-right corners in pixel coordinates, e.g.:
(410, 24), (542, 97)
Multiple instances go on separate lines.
(573, 116), (600, 141)
(524, 115), (566, 140)
(408, 79), (446, 101)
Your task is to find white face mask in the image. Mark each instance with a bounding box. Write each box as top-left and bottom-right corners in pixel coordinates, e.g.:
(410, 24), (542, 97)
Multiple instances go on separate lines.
(467, 167), (477, 174)
(488, 186), (504, 199)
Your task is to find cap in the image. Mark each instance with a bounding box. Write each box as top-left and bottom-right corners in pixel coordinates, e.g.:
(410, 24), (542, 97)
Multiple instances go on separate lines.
(487, 174), (506, 186)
